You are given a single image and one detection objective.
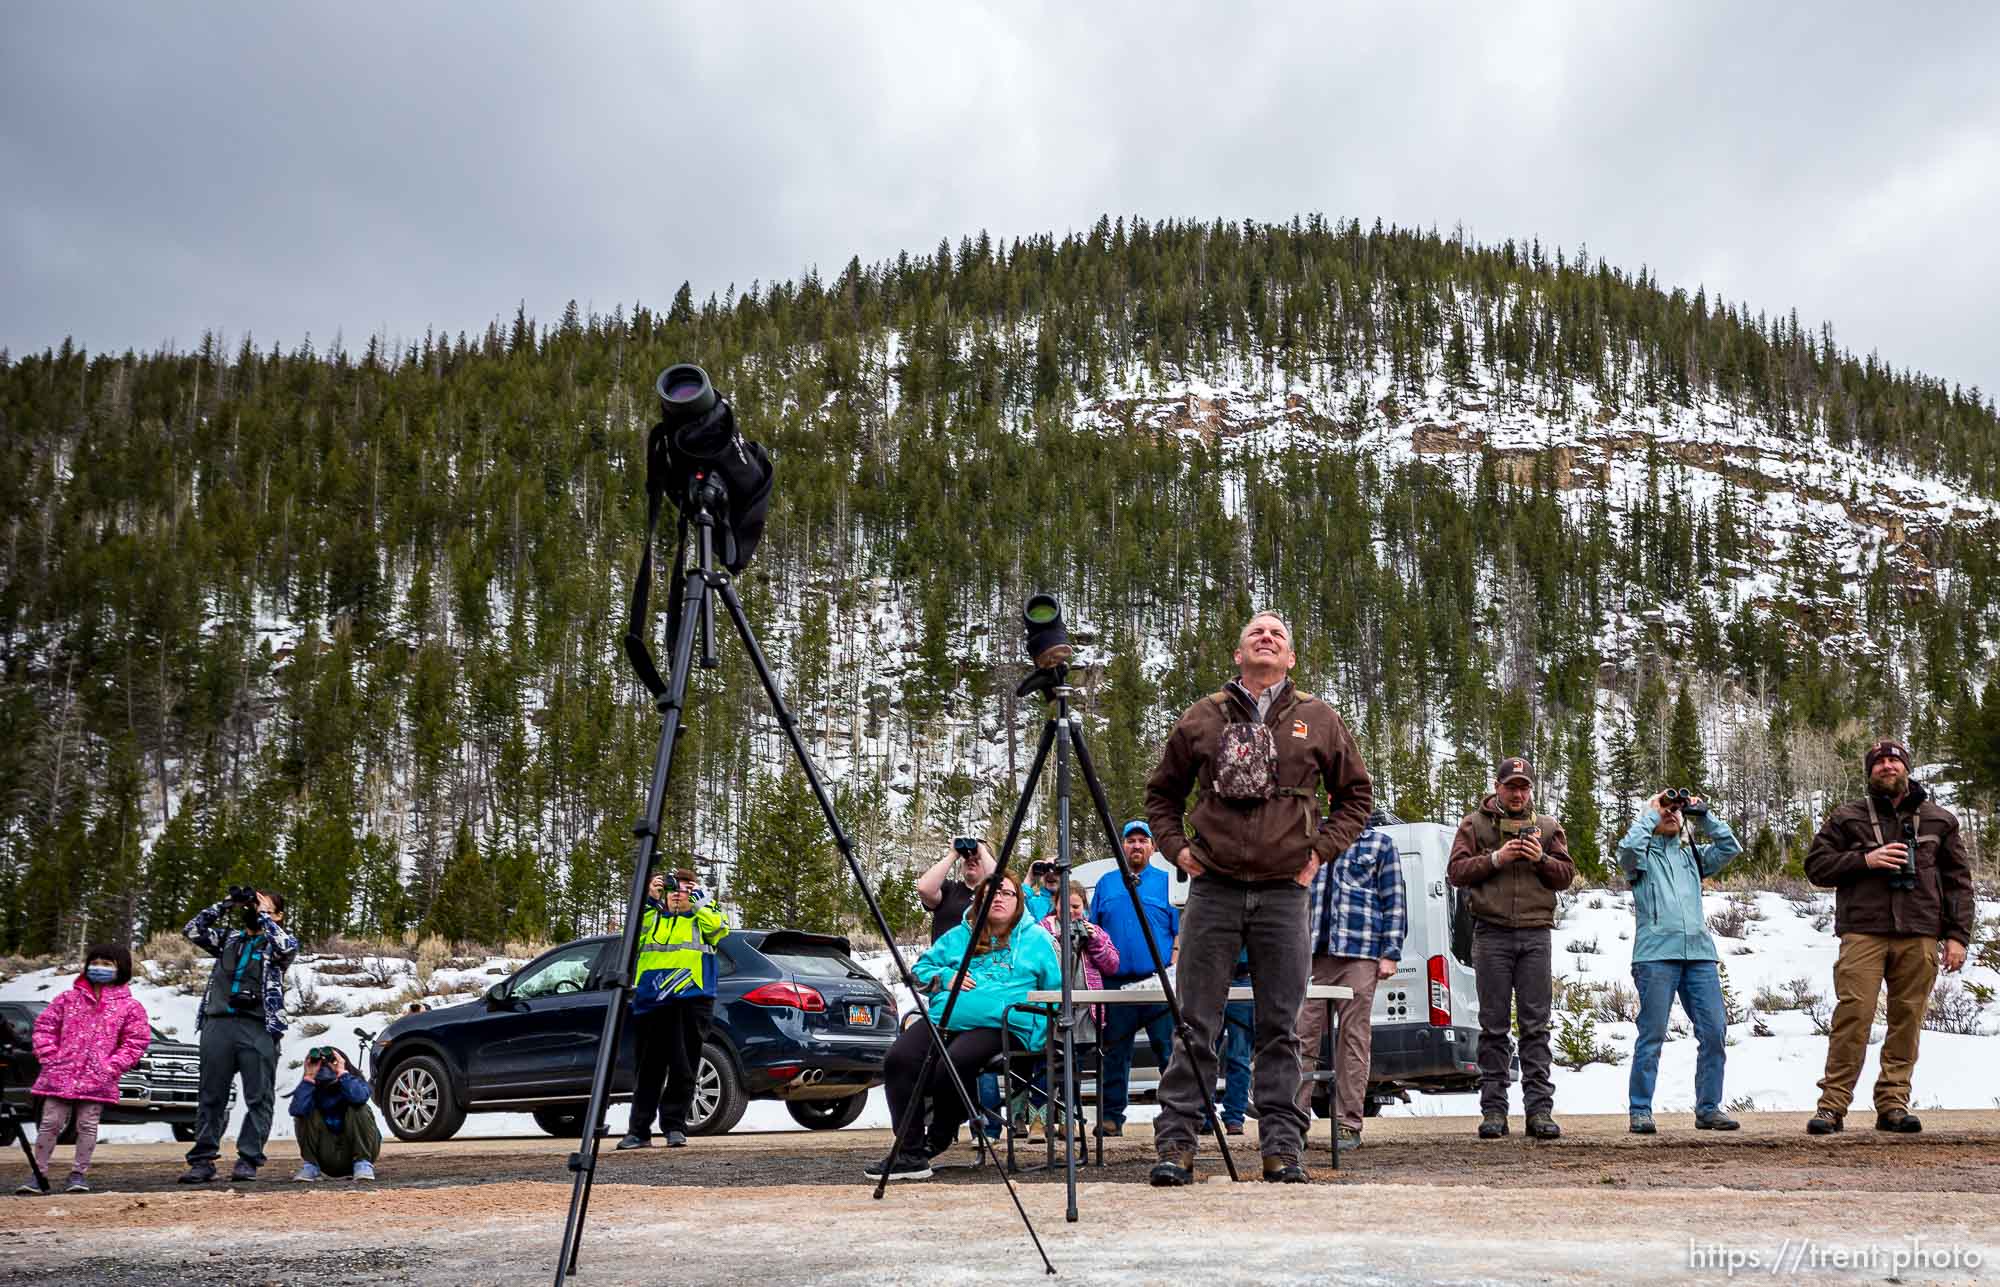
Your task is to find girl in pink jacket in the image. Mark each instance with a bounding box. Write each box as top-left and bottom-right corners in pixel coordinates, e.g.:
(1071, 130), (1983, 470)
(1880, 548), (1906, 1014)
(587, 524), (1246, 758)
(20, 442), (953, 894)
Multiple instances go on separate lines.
(18, 944), (151, 1194)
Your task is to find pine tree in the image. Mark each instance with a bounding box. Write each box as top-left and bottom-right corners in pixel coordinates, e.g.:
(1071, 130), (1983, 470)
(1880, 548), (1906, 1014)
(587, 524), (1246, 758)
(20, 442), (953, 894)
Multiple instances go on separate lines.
(354, 832), (408, 937)
(144, 801), (206, 938)
(1563, 716), (1605, 881)
(1748, 824), (1780, 874)
(1666, 685), (1708, 793)
(732, 767), (845, 934)
(285, 795), (362, 945)
(1607, 707), (1644, 832)
(425, 825), (502, 945)
(1094, 632), (1158, 823)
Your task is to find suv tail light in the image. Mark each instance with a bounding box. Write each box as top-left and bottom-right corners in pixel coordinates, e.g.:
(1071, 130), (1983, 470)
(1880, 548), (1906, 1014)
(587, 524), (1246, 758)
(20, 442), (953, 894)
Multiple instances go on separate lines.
(1427, 954), (1450, 1027)
(742, 981), (827, 1013)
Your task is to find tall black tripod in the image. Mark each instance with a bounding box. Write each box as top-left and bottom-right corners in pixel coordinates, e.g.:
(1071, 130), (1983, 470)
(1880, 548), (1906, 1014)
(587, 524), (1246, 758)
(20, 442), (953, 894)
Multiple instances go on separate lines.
(553, 479), (1052, 1283)
(876, 663), (1240, 1221)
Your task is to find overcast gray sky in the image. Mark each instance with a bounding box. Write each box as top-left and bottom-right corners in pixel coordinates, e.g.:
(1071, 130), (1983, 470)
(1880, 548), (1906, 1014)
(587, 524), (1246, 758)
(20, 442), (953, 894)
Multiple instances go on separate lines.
(5, 2), (1998, 397)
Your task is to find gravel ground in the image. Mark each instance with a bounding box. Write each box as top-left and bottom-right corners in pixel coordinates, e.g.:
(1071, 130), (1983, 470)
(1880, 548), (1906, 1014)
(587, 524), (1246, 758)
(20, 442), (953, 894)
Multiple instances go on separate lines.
(4, 1112), (1997, 1285)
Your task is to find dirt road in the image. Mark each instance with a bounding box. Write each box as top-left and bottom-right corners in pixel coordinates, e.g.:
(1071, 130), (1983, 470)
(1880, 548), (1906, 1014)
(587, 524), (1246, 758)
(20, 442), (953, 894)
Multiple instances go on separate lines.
(5, 1112), (1997, 1284)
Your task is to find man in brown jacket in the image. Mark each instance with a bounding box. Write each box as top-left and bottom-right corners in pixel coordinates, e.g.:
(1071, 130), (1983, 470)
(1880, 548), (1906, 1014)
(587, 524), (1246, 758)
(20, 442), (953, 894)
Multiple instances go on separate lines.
(1143, 611), (1373, 1186)
(1446, 758), (1575, 1140)
(1802, 739), (1974, 1136)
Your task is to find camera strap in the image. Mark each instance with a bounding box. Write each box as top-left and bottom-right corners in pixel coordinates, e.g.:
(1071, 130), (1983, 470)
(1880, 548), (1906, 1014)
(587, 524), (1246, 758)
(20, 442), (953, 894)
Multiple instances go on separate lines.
(622, 483), (688, 703)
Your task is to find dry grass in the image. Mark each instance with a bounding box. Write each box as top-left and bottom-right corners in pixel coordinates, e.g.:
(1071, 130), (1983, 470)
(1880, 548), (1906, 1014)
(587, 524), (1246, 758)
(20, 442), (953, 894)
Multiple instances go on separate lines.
(137, 932), (204, 990)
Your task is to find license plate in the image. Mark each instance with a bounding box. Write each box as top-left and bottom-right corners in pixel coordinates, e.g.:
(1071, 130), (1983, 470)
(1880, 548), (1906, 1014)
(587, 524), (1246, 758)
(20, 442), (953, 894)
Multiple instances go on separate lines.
(847, 1004), (873, 1027)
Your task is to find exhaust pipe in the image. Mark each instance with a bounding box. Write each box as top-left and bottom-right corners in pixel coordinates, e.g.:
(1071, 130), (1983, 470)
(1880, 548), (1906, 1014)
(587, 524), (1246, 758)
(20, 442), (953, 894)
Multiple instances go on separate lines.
(786, 1068), (825, 1088)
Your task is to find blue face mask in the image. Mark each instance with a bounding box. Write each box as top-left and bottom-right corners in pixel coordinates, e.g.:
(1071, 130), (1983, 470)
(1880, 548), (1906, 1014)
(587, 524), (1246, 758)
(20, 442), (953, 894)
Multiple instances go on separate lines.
(85, 965), (117, 985)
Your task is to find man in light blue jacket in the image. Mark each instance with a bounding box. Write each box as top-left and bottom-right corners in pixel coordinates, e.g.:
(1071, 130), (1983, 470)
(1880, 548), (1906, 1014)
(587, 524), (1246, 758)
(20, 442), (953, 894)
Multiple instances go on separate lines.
(1616, 791), (1743, 1135)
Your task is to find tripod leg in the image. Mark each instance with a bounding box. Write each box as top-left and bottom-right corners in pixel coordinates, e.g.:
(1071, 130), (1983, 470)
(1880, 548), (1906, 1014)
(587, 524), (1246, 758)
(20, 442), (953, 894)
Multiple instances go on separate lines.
(872, 715), (1056, 1197)
(716, 581), (1055, 1274)
(12, 1115), (48, 1192)
(873, 881), (998, 1197)
(554, 560), (709, 1284)
(1067, 721), (1241, 1182)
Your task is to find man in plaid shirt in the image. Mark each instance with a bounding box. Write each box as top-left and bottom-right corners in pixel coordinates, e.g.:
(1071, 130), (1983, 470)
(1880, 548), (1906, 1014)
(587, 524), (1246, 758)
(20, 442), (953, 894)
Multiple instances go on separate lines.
(1295, 824), (1406, 1152)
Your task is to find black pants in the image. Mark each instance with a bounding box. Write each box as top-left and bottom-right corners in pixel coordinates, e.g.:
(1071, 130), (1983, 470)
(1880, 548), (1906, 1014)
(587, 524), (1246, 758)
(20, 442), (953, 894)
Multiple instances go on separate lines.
(629, 997), (715, 1137)
(1472, 922), (1554, 1117)
(187, 1015), (278, 1168)
(883, 1020), (1017, 1156)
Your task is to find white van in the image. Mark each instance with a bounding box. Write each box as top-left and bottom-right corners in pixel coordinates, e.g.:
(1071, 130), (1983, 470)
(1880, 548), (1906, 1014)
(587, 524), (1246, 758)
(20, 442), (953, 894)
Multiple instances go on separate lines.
(1063, 815), (1488, 1115)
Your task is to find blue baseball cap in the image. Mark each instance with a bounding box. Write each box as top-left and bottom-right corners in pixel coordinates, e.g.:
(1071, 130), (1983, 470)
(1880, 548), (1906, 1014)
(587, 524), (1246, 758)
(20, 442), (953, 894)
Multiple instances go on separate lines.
(1122, 820), (1152, 839)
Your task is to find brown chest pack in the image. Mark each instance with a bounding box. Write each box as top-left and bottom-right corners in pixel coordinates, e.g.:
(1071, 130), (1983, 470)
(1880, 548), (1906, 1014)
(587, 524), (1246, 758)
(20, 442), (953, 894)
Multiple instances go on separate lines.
(1208, 689), (1316, 805)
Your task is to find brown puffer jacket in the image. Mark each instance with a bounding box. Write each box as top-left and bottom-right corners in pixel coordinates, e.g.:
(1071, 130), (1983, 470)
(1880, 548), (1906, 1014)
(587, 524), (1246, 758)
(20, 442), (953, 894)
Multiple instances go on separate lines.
(1145, 680), (1373, 884)
(1445, 795), (1577, 929)
(1804, 788), (1974, 943)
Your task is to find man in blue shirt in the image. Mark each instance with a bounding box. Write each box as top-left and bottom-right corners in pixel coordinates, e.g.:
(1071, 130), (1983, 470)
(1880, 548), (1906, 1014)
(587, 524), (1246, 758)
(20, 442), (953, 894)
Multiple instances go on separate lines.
(1617, 791), (1743, 1135)
(1089, 820), (1179, 1136)
(1297, 825), (1406, 1152)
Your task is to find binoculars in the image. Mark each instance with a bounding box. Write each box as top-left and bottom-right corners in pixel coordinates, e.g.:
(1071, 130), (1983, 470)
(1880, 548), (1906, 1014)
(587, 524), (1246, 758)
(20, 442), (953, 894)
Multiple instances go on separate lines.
(1660, 788), (1708, 816)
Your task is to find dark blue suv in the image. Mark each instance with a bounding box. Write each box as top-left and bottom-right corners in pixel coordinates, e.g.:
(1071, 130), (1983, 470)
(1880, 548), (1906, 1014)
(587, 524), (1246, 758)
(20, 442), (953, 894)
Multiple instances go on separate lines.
(364, 929), (896, 1141)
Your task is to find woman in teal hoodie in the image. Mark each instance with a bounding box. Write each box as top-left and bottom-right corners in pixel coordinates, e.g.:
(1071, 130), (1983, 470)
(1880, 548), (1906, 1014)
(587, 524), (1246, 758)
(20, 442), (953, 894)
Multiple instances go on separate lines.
(865, 870), (1062, 1181)
(1617, 792), (1743, 1135)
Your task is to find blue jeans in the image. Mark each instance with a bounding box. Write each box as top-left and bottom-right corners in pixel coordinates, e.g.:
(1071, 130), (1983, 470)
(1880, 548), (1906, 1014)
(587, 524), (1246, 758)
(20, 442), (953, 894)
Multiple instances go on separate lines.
(1629, 959), (1727, 1116)
(1217, 1000), (1253, 1125)
(1098, 1001), (1173, 1125)
(975, 1072), (1004, 1133)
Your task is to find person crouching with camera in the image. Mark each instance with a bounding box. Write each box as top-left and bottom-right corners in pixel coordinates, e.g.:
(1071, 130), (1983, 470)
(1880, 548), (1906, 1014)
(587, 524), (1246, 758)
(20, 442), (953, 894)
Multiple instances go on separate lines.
(619, 867), (729, 1150)
(1802, 740), (1974, 1136)
(1616, 790), (1743, 1135)
(289, 1047), (380, 1181)
(180, 886), (298, 1183)
(17, 944), (150, 1194)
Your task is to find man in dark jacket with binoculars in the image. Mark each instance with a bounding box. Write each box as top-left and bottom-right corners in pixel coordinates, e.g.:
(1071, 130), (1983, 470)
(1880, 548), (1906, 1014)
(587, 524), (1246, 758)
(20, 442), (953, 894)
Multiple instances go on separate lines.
(1803, 740), (1973, 1136)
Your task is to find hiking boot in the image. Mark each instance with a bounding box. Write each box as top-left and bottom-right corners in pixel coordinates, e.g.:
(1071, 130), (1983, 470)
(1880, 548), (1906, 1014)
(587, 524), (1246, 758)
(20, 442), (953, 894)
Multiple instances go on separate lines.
(1262, 1155), (1311, 1183)
(1095, 1120), (1123, 1138)
(1224, 1121), (1245, 1136)
(1526, 1113), (1562, 1140)
(350, 1161), (375, 1181)
(1477, 1113), (1509, 1139)
(1696, 1112), (1740, 1131)
(292, 1163), (323, 1182)
(1875, 1108), (1922, 1134)
(1806, 1109), (1844, 1135)
(177, 1162), (216, 1184)
(1336, 1125), (1362, 1153)
(665, 1130), (688, 1148)
(1149, 1149), (1195, 1187)
(614, 1134), (651, 1150)
(229, 1160), (259, 1183)
(1629, 1110), (1657, 1135)
(862, 1153), (933, 1182)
